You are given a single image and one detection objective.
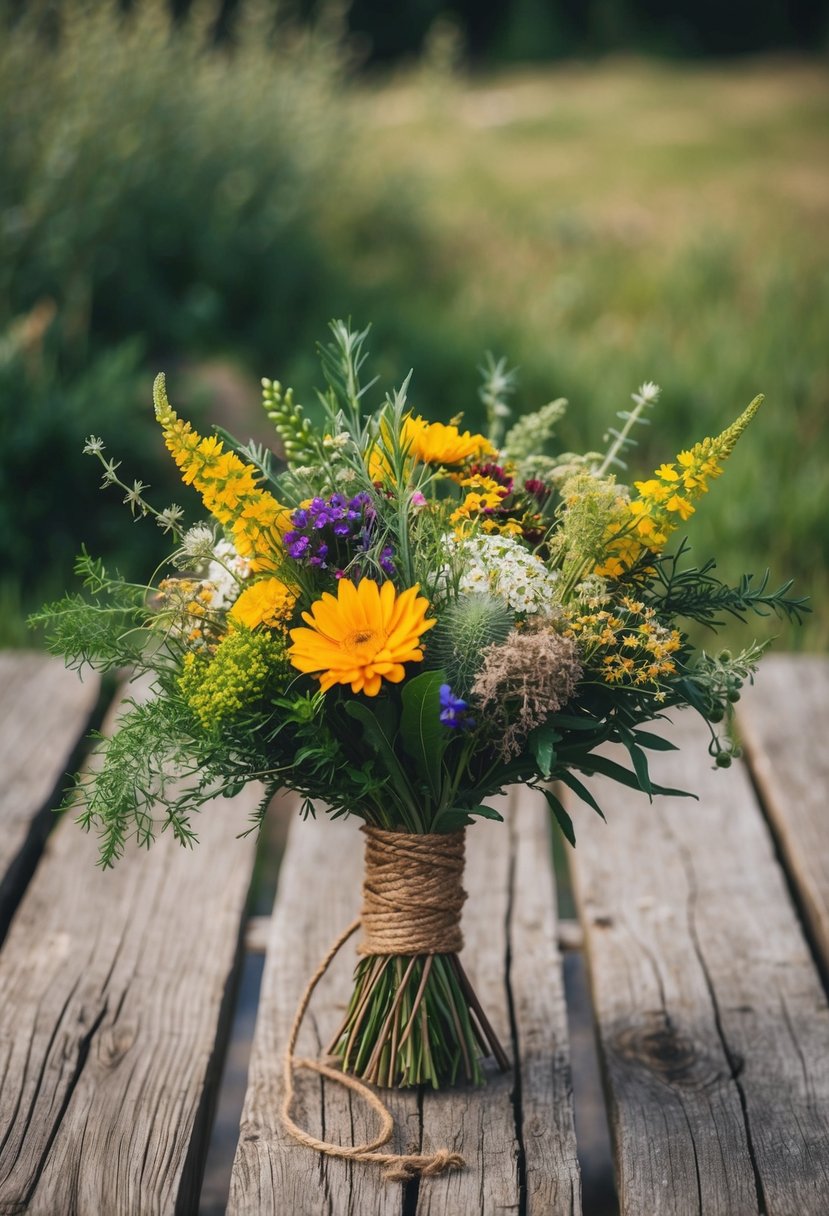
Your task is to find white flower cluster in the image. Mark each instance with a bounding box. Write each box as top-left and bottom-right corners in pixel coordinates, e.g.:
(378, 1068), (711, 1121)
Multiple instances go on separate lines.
(445, 534), (560, 616)
(206, 539), (252, 610)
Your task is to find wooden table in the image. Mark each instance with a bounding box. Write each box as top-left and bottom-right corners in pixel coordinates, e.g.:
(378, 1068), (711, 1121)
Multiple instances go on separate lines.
(0, 650), (828, 1214)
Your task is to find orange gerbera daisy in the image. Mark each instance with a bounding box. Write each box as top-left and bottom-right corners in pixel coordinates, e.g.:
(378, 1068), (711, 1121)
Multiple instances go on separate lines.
(288, 578), (435, 696)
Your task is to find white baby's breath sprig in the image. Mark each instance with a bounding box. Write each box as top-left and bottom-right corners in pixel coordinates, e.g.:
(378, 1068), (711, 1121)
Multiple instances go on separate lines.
(156, 504), (185, 534)
(596, 380), (661, 477)
(123, 480), (149, 517)
(82, 438), (185, 540)
(442, 533), (561, 617)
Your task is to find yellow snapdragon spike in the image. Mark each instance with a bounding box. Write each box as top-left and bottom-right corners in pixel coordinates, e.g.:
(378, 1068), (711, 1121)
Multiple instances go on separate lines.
(153, 374), (290, 573)
(596, 394), (763, 577)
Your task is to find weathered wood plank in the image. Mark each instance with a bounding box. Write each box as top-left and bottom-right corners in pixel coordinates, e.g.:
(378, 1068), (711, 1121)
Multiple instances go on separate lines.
(416, 790), (580, 1216)
(229, 791), (579, 1215)
(510, 793), (581, 1216)
(737, 654), (829, 975)
(0, 652), (100, 939)
(228, 809), (404, 1216)
(0, 690), (261, 1215)
(568, 709), (829, 1215)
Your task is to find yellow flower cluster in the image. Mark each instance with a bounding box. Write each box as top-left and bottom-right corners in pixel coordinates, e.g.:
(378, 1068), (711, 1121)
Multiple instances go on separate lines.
(595, 395), (763, 579)
(565, 595), (682, 695)
(230, 577), (296, 630)
(153, 374), (289, 573)
(179, 625), (286, 730)
(450, 473), (521, 535)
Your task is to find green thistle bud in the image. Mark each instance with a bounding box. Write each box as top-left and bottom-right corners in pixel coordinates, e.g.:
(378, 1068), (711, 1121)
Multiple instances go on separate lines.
(427, 593), (514, 696)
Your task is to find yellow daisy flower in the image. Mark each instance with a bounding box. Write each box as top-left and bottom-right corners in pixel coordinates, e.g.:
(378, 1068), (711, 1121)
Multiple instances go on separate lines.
(402, 416), (495, 466)
(288, 578), (435, 697)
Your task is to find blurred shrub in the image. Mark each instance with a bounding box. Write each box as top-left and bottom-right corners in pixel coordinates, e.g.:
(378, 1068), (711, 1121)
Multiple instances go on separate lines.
(1, 0), (348, 364)
(0, 328), (171, 600)
(0, 0), (365, 635)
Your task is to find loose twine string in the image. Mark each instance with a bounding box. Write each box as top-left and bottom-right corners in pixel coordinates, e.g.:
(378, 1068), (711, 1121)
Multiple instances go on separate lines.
(281, 827), (468, 1182)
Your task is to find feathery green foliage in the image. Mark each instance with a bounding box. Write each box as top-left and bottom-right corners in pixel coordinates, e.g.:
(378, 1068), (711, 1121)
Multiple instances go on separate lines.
(504, 397), (568, 461)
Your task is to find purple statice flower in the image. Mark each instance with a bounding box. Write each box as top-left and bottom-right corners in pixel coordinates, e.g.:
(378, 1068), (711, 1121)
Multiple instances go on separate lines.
(439, 683), (476, 731)
(379, 546), (396, 577)
(284, 491), (385, 576)
(285, 533), (311, 560)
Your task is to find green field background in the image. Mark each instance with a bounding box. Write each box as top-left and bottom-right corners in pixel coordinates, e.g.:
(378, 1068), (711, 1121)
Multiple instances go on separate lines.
(2, 5), (826, 649)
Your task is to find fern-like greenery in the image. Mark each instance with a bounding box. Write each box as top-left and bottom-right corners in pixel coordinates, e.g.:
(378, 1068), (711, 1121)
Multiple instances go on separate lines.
(648, 539), (810, 628)
(28, 549), (156, 674)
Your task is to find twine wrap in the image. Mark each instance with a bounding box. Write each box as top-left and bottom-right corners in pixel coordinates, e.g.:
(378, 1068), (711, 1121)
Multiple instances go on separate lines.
(281, 827), (469, 1182)
(359, 826), (467, 956)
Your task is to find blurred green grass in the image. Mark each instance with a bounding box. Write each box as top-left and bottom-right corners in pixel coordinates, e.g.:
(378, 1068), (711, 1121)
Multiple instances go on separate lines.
(2, 5), (826, 650)
(340, 57), (829, 648)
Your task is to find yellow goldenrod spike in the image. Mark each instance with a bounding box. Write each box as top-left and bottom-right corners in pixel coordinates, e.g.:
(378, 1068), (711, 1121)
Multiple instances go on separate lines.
(151, 370), (290, 567)
(595, 393), (765, 579)
(711, 393), (764, 461)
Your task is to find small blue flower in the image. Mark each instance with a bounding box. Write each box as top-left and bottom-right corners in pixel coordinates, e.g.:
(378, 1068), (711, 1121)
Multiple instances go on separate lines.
(439, 683), (476, 730)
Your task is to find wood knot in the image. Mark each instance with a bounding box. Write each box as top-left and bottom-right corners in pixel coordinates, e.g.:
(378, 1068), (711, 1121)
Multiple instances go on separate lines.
(612, 1018), (705, 1086)
(98, 1023), (138, 1067)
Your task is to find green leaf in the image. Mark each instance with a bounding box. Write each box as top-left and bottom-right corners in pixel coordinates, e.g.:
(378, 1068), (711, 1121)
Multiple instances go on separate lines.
(632, 728), (679, 752)
(432, 809), (474, 832)
(542, 787), (576, 847)
(344, 701), (418, 815)
(576, 752), (695, 800)
(400, 670), (448, 799)
(548, 713), (603, 731)
(467, 804), (504, 822)
(529, 725), (561, 779)
(557, 770), (607, 821)
(624, 739), (653, 796)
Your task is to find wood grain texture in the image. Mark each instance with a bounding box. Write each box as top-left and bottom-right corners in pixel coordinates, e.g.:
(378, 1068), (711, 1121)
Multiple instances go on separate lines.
(510, 792), (581, 1216)
(0, 689), (261, 1215)
(229, 790), (580, 1215)
(568, 709), (829, 1216)
(0, 652), (100, 938)
(737, 654), (829, 974)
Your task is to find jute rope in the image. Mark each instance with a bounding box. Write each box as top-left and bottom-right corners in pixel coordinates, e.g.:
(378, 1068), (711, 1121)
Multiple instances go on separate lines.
(281, 828), (468, 1182)
(359, 826), (466, 956)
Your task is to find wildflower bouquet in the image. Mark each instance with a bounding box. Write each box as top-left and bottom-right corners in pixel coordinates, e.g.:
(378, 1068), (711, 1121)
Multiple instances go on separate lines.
(35, 322), (805, 1117)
